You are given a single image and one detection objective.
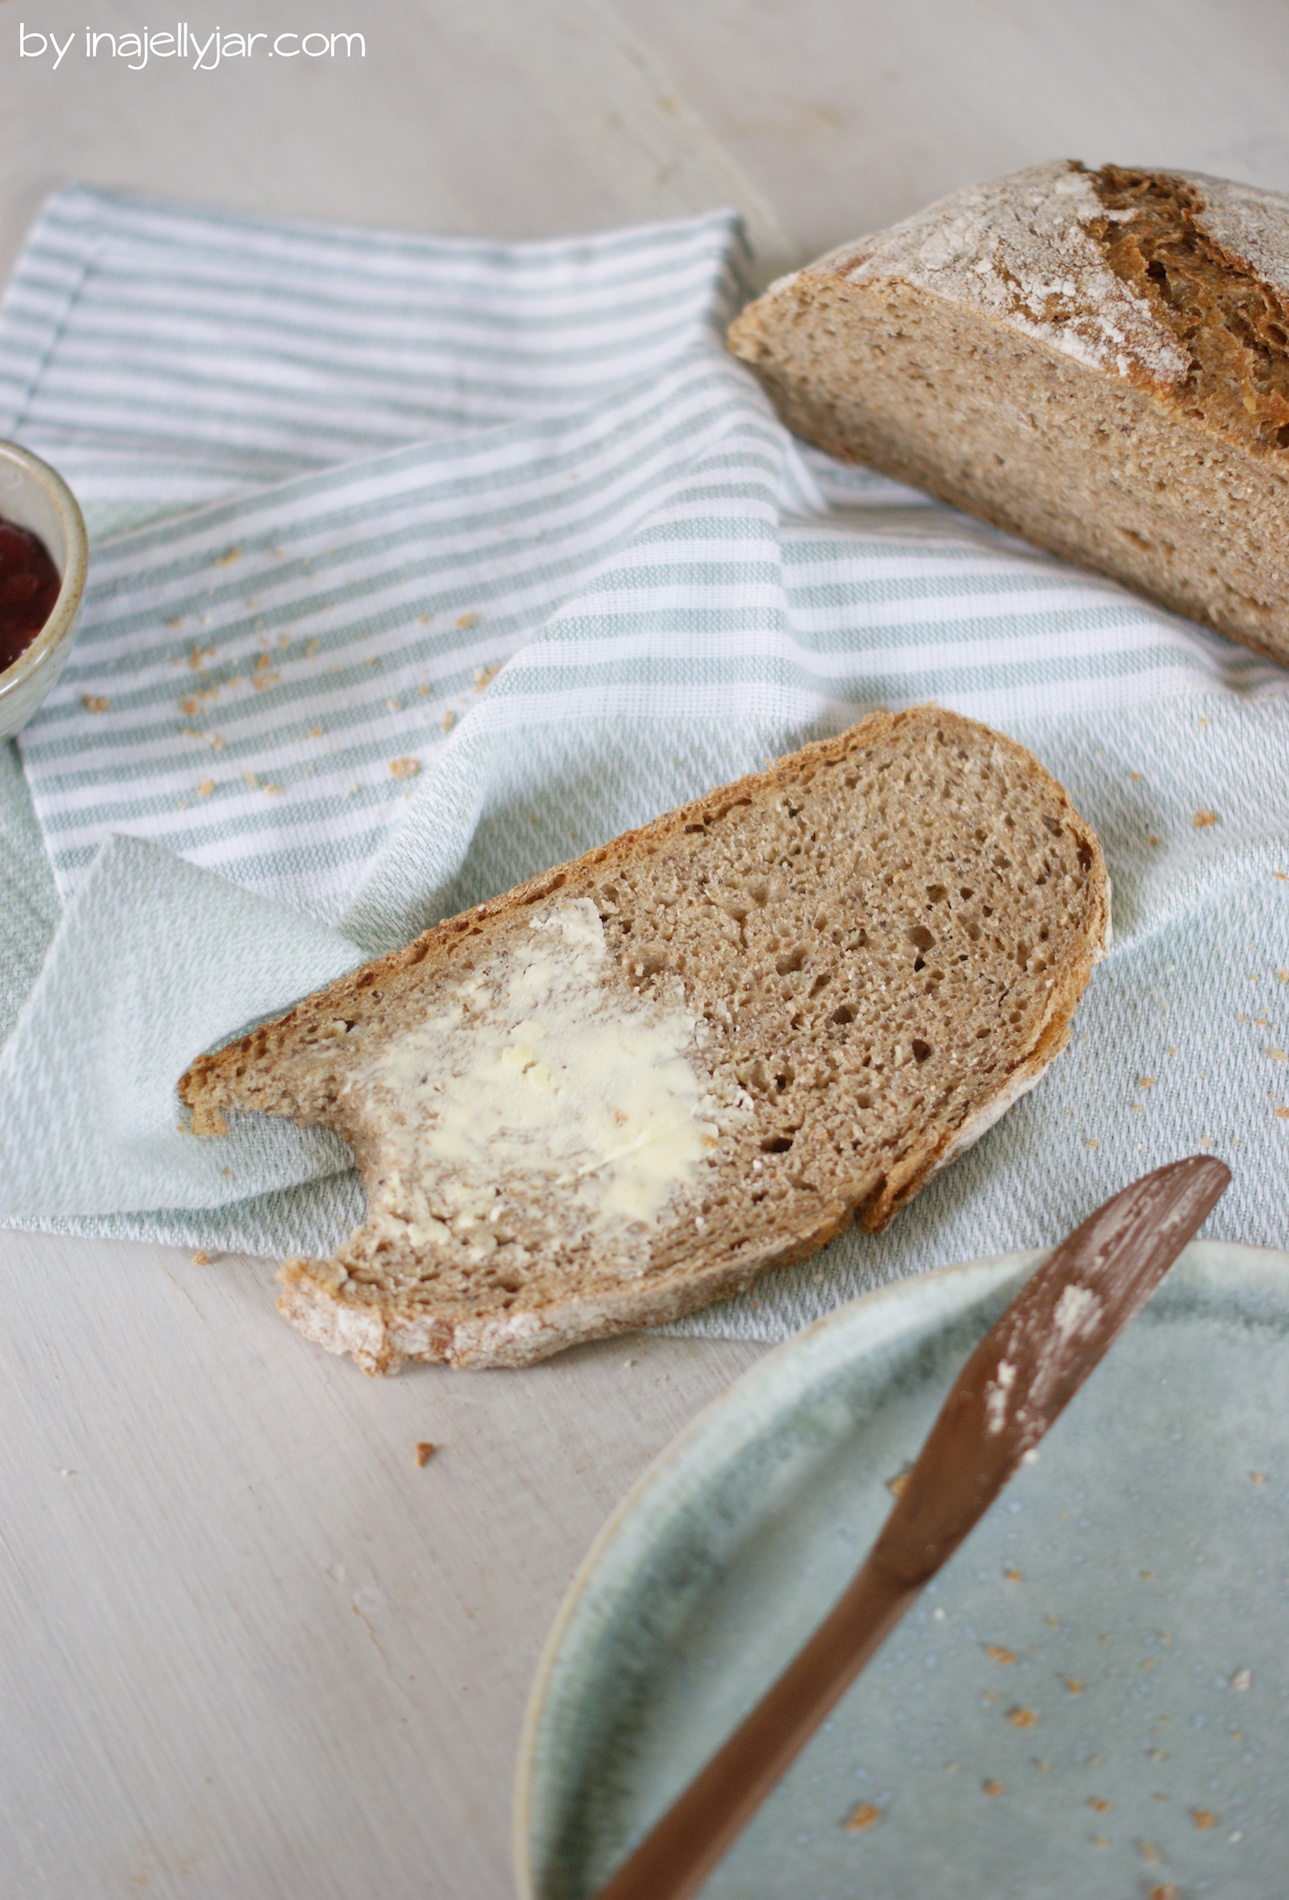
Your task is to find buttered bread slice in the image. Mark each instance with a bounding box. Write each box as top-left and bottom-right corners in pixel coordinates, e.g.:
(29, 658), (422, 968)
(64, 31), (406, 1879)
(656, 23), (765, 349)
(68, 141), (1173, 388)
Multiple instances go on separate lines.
(178, 706), (1109, 1371)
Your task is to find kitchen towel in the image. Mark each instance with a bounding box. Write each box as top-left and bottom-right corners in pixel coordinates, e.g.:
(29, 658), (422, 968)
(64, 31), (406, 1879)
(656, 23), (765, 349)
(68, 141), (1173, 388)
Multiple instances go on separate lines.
(1, 186), (1286, 1342)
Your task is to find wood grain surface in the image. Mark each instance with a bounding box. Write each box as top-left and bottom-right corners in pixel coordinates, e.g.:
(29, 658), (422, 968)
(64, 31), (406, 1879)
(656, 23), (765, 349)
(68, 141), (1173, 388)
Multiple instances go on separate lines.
(2, 4), (1286, 1894)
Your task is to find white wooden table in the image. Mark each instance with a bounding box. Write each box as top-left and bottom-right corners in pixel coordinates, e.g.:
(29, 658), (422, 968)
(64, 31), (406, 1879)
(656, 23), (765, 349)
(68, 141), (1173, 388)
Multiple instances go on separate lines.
(3, 5), (1286, 1895)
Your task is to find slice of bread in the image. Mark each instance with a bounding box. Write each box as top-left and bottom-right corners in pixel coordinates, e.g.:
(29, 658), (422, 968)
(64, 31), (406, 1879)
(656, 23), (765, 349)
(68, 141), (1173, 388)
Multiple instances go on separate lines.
(728, 160), (1289, 666)
(178, 706), (1109, 1372)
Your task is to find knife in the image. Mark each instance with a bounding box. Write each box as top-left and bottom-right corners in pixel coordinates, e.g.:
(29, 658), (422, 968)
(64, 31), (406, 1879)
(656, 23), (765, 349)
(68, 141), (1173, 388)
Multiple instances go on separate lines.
(592, 1154), (1231, 1900)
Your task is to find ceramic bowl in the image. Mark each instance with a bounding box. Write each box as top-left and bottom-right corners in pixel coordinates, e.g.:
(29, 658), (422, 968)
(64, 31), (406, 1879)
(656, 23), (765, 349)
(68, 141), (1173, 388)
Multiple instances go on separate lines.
(517, 1240), (1289, 1898)
(0, 439), (88, 741)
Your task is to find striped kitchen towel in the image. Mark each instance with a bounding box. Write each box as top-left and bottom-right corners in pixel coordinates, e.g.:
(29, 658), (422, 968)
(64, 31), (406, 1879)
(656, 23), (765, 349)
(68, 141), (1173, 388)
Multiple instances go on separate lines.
(1, 187), (1286, 1332)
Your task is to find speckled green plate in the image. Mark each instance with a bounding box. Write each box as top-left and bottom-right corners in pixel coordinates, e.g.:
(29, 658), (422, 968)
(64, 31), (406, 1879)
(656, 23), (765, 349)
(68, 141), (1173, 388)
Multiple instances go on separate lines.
(515, 1241), (1289, 1900)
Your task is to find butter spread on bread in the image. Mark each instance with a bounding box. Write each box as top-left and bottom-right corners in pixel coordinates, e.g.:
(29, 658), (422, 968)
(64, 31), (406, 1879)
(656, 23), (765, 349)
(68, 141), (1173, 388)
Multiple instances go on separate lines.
(179, 706), (1109, 1371)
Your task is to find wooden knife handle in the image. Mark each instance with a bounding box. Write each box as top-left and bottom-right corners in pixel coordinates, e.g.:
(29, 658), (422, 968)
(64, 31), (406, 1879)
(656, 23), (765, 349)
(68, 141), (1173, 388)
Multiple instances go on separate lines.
(593, 1551), (920, 1900)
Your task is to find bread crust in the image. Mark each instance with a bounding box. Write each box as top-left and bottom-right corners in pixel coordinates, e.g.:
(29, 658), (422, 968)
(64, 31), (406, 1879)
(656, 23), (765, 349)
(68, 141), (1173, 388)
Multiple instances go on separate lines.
(728, 161), (1289, 665)
(180, 707), (1110, 1371)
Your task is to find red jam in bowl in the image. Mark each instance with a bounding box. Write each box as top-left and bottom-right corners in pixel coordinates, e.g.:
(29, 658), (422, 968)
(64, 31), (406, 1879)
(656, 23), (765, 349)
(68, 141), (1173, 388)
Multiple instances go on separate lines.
(1, 515), (62, 673)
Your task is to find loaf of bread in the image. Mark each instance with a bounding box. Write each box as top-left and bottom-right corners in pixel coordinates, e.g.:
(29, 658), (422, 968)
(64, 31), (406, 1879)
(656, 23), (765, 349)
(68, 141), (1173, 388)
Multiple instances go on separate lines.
(179, 707), (1109, 1372)
(728, 161), (1289, 666)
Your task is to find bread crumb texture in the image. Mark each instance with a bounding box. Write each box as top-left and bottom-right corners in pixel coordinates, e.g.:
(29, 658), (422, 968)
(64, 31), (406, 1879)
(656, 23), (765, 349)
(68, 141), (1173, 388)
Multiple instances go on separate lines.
(729, 160), (1289, 664)
(178, 708), (1107, 1371)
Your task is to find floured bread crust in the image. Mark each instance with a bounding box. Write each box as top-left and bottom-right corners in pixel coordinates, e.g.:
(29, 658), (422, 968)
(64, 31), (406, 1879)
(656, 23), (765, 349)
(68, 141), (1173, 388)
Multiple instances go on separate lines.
(729, 160), (1289, 664)
(180, 707), (1109, 1371)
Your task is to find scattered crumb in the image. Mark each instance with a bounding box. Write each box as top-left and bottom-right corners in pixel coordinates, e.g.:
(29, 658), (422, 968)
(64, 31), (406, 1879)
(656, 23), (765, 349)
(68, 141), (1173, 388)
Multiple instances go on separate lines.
(1148, 834), (1160, 847)
(166, 617), (184, 630)
(390, 758), (421, 780)
(1139, 1570), (1155, 1580)
(1045, 1614), (1059, 1628)
(418, 612), (430, 624)
(264, 782), (283, 796)
(1088, 1798), (1114, 1813)
(1091, 1835), (1109, 1848)
(887, 1467), (911, 1497)
(982, 1780), (1004, 1797)
(984, 1645), (1016, 1665)
(1192, 1809), (1217, 1831)
(845, 1801), (882, 1833)
(1276, 1106), (1289, 1120)
(419, 684), (432, 696)
(366, 656), (378, 668)
(1231, 1667), (1252, 1690)
(309, 725), (323, 739)
(1138, 1076), (1154, 1089)
(192, 1251), (209, 1266)
(180, 696), (199, 716)
(81, 695), (110, 714)
(1007, 1707), (1037, 1728)
(1280, 971), (1289, 983)
(1085, 1136), (1098, 1149)
(387, 697), (403, 712)
(1140, 1657), (1157, 1669)
(473, 663), (502, 690)
(189, 645), (215, 669)
(1138, 1838), (1162, 1863)
(1250, 1471), (1266, 1483)
(1148, 1887), (1178, 1900)
(1062, 1677), (1083, 1694)
(1004, 1568), (1022, 1582)
(455, 610), (479, 629)
(414, 1442), (436, 1467)
(1267, 1047), (1287, 1063)
(251, 671), (282, 692)
(441, 709), (457, 732)
(242, 770), (259, 788)
(1130, 770), (1142, 780)
(1148, 1748), (1166, 1763)
(212, 547), (241, 567)
(198, 779), (215, 798)
(1193, 809), (1218, 828)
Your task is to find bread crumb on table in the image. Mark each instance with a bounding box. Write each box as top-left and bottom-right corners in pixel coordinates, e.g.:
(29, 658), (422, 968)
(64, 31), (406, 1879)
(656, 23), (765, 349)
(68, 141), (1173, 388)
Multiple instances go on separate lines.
(1007, 1707), (1037, 1728)
(455, 611), (478, 629)
(1191, 1808), (1217, 1830)
(984, 1644), (1016, 1665)
(982, 1780), (1005, 1797)
(845, 1801), (882, 1833)
(415, 1441), (436, 1467)
(81, 695), (110, 713)
(1193, 809), (1219, 827)
(192, 1251), (209, 1266)
(390, 758), (421, 779)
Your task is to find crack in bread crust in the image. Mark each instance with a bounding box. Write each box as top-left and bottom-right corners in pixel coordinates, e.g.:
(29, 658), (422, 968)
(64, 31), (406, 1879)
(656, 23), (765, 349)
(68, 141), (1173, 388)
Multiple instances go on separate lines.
(179, 706), (1110, 1371)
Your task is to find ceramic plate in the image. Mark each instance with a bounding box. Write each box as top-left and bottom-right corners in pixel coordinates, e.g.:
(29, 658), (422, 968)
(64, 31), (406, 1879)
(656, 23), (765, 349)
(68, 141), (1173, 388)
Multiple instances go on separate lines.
(515, 1241), (1289, 1899)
